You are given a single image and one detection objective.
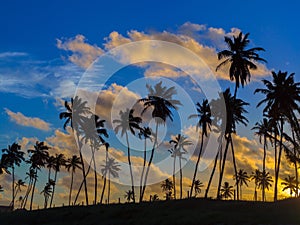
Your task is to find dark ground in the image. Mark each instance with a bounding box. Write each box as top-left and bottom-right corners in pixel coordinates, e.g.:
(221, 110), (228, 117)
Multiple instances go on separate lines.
(1, 198), (300, 225)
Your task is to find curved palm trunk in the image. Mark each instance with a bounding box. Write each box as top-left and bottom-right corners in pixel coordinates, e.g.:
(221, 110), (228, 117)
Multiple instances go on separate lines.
(172, 155), (176, 199)
(100, 147), (109, 204)
(230, 136), (238, 200)
(179, 156), (183, 199)
(22, 178), (33, 209)
(191, 132), (204, 198)
(217, 135), (230, 199)
(139, 139), (147, 202)
(125, 131), (135, 203)
(69, 171), (74, 206)
(141, 124), (159, 201)
(274, 119), (284, 201)
(205, 150), (219, 198)
(30, 171), (37, 211)
(49, 171), (58, 208)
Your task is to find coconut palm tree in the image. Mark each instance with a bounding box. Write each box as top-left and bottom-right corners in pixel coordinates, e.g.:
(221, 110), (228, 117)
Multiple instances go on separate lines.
(189, 99), (212, 198)
(22, 167), (37, 209)
(139, 81), (181, 201)
(59, 96), (91, 205)
(2, 142), (25, 209)
(10, 179), (26, 207)
(220, 182), (234, 200)
(49, 153), (66, 208)
(101, 157), (120, 204)
(65, 155), (82, 206)
(281, 175), (297, 197)
(28, 141), (49, 210)
(255, 71), (300, 201)
(161, 178), (173, 200)
(234, 169), (249, 200)
(113, 108), (142, 203)
(124, 190), (135, 203)
(41, 182), (52, 209)
(138, 126), (152, 202)
(169, 134), (192, 199)
(216, 31), (266, 98)
(192, 179), (204, 197)
(257, 170), (273, 201)
(251, 169), (261, 201)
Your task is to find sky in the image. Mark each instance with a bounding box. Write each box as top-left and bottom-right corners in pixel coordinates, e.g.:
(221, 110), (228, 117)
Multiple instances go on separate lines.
(1, 0), (300, 207)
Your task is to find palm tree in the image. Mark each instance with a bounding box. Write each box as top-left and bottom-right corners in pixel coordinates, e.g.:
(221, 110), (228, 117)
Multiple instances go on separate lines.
(113, 108), (142, 203)
(41, 182), (52, 209)
(46, 155), (55, 181)
(138, 126), (152, 202)
(161, 178), (173, 200)
(257, 170), (273, 201)
(151, 194), (159, 202)
(281, 175), (297, 197)
(189, 99), (212, 198)
(22, 167), (37, 209)
(251, 169), (261, 201)
(124, 190), (135, 203)
(215, 89), (249, 199)
(192, 179), (204, 197)
(169, 134), (192, 199)
(101, 157), (120, 204)
(49, 153), (65, 208)
(65, 155), (82, 206)
(139, 81), (181, 201)
(255, 71), (300, 201)
(11, 179), (26, 206)
(27, 141), (49, 210)
(220, 182), (234, 200)
(216, 31), (266, 98)
(59, 96), (91, 205)
(234, 169), (249, 200)
(2, 142), (25, 209)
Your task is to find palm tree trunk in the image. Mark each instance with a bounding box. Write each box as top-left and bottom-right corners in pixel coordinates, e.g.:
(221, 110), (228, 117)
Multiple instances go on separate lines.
(141, 123), (159, 201)
(172, 155), (176, 199)
(292, 130), (299, 197)
(274, 119), (284, 201)
(240, 184), (242, 200)
(50, 171), (58, 208)
(217, 135), (230, 199)
(230, 136), (238, 200)
(139, 139), (147, 202)
(190, 132), (204, 198)
(48, 167), (51, 181)
(69, 171), (74, 206)
(107, 172), (111, 204)
(262, 137), (266, 202)
(12, 166), (15, 210)
(100, 146), (109, 204)
(125, 132), (135, 203)
(30, 173), (37, 211)
(91, 145), (98, 204)
(254, 185), (257, 201)
(179, 156), (183, 199)
(22, 179), (32, 209)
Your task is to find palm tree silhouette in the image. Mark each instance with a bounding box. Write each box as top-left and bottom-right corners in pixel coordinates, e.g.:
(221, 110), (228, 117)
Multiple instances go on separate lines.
(234, 169), (249, 200)
(281, 175), (297, 197)
(101, 157), (120, 204)
(10, 179), (26, 207)
(255, 70), (300, 201)
(59, 96), (91, 205)
(65, 155), (82, 206)
(192, 179), (204, 197)
(28, 141), (49, 210)
(216, 31), (266, 98)
(40, 182), (52, 209)
(189, 99), (211, 198)
(169, 134), (192, 199)
(220, 182), (234, 200)
(2, 142), (25, 209)
(22, 167), (37, 209)
(139, 81), (181, 201)
(138, 126), (152, 202)
(257, 170), (273, 201)
(46, 155), (55, 181)
(251, 169), (261, 201)
(161, 178), (173, 200)
(124, 190), (135, 203)
(113, 108), (142, 203)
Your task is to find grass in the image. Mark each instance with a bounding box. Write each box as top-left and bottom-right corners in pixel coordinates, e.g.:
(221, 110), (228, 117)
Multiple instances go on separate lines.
(1, 198), (300, 225)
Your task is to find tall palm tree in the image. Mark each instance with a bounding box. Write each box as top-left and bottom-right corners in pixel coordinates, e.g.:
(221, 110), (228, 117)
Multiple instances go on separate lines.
(28, 141), (49, 210)
(161, 178), (173, 200)
(220, 182), (234, 200)
(138, 126), (152, 202)
(193, 179), (204, 197)
(189, 99), (212, 198)
(257, 170), (273, 201)
(22, 167), (37, 209)
(215, 89), (249, 199)
(49, 153), (65, 208)
(101, 157), (120, 204)
(59, 96), (91, 205)
(169, 134), (192, 199)
(255, 71), (300, 201)
(216, 31), (266, 98)
(65, 155), (82, 206)
(113, 108), (142, 203)
(40, 182), (52, 209)
(251, 169), (261, 201)
(281, 175), (297, 197)
(234, 169), (249, 200)
(139, 81), (181, 201)
(2, 142), (25, 209)
(124, 190), (135, 203)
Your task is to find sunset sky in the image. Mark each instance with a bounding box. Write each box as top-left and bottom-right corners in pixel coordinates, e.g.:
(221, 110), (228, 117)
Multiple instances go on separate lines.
(1, 1), (300, 207)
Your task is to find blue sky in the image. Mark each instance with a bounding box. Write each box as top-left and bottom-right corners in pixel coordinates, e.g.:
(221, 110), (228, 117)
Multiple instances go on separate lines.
(1, 0), (300, 205)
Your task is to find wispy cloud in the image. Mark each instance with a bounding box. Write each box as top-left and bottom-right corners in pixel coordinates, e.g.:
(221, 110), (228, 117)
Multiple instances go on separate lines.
(0, 51), (28, 58)
(5, 108), (51, 131)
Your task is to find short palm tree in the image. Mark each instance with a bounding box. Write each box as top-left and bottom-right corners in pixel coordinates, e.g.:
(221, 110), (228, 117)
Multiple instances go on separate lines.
(216, 31), (266, 98)
(251, 169), (261, 201)
(113, 108), (142, 203)
(257, 170), (273, 201)
(220, 182), (234, 200)
(234, 169), (249, 200)
(161, 178), (173, 200)
(281, 175), (297, 197)
(124, 190), (135, 203)
(193, 179), (204, 197)
(151, 194), (159, 202)
(65, 155), (82, 206)
(41, 182), (52, 209)
(139, 81), (181, 201)
(10, 179), (26, 207)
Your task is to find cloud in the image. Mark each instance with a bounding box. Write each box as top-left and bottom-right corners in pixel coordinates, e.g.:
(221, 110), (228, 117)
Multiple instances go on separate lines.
(5, 108), (51, 131)
(57, 34), (104, 69)
(0, 52), (28, 58)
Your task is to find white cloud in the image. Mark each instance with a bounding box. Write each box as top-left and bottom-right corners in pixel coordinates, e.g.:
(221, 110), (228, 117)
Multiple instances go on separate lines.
(0, 52), (28, 58)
